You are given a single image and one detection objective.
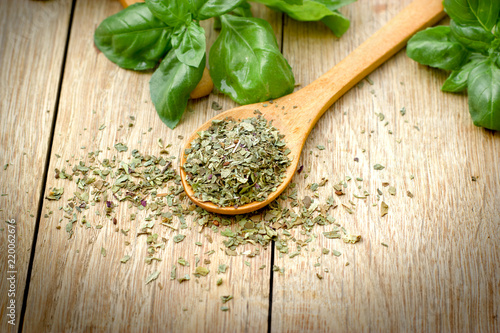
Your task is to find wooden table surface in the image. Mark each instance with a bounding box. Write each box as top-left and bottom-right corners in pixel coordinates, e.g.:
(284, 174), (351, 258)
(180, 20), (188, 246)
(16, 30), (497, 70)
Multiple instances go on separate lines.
(1, 0), (499, 332)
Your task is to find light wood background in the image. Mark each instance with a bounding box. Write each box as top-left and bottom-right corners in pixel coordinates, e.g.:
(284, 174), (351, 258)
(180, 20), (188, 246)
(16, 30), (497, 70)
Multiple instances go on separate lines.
(0, 0), (498, 332)
(0, 0), (72, 331)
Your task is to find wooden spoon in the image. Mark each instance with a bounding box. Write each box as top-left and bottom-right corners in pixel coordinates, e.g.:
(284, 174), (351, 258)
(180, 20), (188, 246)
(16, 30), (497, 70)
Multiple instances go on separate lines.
(180, 0), (445, 215)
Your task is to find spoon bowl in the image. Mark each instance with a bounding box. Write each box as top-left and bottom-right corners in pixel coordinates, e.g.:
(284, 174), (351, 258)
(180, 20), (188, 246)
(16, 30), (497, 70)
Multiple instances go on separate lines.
(180, 0), (445, 215)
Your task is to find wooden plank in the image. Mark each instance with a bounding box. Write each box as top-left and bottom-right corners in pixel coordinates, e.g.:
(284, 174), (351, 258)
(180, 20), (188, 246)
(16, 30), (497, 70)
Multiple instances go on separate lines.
(23, 1), (281, 332)
(272, 0), (500, 332)
(0, 0), (72, 331)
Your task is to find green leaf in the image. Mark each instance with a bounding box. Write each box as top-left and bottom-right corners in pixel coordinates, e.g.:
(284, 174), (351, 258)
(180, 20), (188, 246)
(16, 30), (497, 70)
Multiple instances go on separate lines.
(311, 0), (357, 12)
(494, 17), (500, 37)
(442, 54), (487, 92)
(209, 15), (295, 104)
(320, 10), (350, 37)
(94, 3), (172, 70)
(232, 2), (253, 17)
(253, 0), (354, 37)
(467, 59), (500, 130)
(213, 2), (253, 30)
(145, 0), (192, 27)
(444, 0), (500, 31)
(150, 51), (205, 129)
(407, 26), (469, 70)
(171, 22), (206, 67)
(450, 20), (495, 53)
(493, 53), (500, 68)
(191, 0), (247, 20)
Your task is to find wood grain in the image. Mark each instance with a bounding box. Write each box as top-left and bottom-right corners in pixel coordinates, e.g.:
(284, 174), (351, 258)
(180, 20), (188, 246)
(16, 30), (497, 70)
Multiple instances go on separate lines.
(3, 0), (498, 332)
(0, 0), (72, 331)
(272, 0), (500, 332)
(23, 1), (280, 332)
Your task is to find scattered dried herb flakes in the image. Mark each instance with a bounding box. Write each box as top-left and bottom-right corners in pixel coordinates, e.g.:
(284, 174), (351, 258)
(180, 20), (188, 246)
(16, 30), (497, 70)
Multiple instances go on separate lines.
(388, 186), (396, 196)
(178, 258), (189, 266)
(146, 271), (160, 285)
(316, 145), (326, 150)
(217, 264), (228, 273)
(178, 274), (190, 283)
(45, 137), (371, 304)
(323, 229), (340, 239)
(46, 187), (64, 200)
(211, 101), (222, 111)
(342, 233), (361, 244)
(120, 255), (131, 263)
(380, 201), (389, 217)
(220, 306), (229, 312)
(170, 265), (177, 280)
(217, 278), (223, 286)
(221, 295), (233, 303)
(373, 164), (385, 170)
(183, 117), (291, 207)
(194, 266), (210, 277)
(113, 143), (129, 153)
(173, 234), (186, 243)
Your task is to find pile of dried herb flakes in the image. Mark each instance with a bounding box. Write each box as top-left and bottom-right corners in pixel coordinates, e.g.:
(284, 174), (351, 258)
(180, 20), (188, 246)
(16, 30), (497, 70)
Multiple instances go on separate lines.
(182, 117), (291, 207)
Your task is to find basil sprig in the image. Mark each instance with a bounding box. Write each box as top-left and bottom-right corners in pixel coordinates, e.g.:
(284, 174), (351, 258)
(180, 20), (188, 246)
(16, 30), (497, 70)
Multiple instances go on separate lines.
(407, 0), (500, 131)
(95, 0), (355, 128)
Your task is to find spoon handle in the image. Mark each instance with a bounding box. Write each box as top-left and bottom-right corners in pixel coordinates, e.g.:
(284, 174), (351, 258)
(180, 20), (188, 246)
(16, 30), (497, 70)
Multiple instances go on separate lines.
(284, 0), (445, 136)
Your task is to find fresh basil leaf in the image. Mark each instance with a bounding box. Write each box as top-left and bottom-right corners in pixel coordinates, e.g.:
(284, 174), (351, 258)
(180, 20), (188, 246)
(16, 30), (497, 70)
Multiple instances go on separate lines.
(467, 59), (500, 130)
(313, 0), (356, 35)
(209, 15), (295, 104)
(145, 0), (192, 27)
(94, 3), (172, 70)
(444, 0), (500, 31)
(171, 22), (206, 67)
(187, 0), (205, 13)
(494, 18), (500, 37)
(494, 53), (500, 68)
(450, 20), (495, 53)
(150, 51), (205, 129)
(253, 0), (353, 37)
(190, 0), (247, 20)
(232, 2), (253, 17)
(213, 2), (253, 30)
(407, 26), (469, 70)
(311, 0), (357, 12)
(320, 10), (350, 37)
(442, 55), (486, 92)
